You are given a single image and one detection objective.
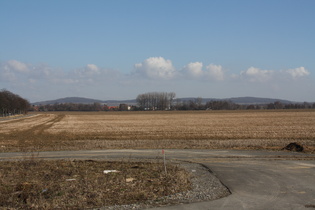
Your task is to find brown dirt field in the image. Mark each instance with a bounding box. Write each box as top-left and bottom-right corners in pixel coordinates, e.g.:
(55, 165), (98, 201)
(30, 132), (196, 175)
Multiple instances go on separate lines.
(0, 110), (315, 152)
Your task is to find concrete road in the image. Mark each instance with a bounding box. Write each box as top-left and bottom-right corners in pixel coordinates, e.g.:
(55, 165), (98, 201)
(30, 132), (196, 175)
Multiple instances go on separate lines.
(156, 159), (315, 210)
(1, 149), (315, 209)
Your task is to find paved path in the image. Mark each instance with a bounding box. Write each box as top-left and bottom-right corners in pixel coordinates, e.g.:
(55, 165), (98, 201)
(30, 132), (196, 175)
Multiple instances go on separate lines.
(1, 149), (315, 209)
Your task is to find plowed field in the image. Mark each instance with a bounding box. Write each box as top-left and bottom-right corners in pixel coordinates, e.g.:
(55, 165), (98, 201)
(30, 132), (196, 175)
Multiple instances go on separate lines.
(1, 110), (314, 152)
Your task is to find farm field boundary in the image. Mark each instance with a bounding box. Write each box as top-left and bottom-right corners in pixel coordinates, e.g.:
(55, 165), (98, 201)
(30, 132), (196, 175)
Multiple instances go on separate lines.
(0, 110), (314, 153)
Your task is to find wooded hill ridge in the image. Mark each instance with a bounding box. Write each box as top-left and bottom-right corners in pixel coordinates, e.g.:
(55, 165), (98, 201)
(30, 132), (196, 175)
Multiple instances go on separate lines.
(33, 96), (296, 106)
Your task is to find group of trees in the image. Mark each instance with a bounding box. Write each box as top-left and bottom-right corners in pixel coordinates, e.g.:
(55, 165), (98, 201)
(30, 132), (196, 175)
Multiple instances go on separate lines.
(172, 99), (240, 110)
(135, 93), (243, 111)
(136, 93), (315, 111)
(265, 101), (315, 109)
(136, 92), (176, 110)
(0, 89), (30, 117)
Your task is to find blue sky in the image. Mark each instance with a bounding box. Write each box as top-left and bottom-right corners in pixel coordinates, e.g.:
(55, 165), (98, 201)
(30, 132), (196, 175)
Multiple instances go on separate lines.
(1, 0), (314, 102)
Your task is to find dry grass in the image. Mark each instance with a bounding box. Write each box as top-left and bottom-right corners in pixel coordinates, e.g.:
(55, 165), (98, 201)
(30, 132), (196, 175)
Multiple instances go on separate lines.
(0, 158), (190, 209)
(0, 110), (315, 152)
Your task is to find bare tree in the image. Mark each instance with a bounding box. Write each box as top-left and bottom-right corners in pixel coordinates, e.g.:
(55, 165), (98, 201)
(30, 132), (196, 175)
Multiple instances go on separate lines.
(0, 89), (30, 116)
(136, 92), (176, 110)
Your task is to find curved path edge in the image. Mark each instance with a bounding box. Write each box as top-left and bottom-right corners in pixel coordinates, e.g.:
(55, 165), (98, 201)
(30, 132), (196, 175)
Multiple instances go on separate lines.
(1, 149), (315, 209)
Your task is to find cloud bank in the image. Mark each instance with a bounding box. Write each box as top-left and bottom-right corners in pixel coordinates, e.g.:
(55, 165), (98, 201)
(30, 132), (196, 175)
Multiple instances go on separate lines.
(133, 57), (177, 79)
(284, 67), (310, 79)
(0, 57), (313, 102)
(240, 67), (274, 82)
(182, 62), (224, 81)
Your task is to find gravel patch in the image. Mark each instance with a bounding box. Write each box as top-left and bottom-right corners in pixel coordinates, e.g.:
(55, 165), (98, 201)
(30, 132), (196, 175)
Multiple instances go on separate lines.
(102, 161), (231, 209)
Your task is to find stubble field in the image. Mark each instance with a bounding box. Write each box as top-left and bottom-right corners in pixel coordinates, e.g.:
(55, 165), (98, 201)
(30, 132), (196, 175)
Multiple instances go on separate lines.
(1, 110), (315, 208)
(1, 110), (314, 153)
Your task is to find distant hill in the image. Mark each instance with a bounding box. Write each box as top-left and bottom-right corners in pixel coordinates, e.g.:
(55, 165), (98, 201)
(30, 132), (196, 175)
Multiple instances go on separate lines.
(224, 97), (292, 105)
(32, 97), (103, 105)
(32, 96), (294, 106)
(179, 97), (293, 105)
(32, 97), (137, 106)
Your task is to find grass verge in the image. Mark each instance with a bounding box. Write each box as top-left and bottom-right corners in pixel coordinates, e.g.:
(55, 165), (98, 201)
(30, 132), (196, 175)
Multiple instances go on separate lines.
(0, 159), (191, 209)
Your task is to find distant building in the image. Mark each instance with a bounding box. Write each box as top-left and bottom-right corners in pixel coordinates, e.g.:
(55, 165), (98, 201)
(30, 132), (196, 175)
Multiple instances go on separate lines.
(119, 104), (131, 111)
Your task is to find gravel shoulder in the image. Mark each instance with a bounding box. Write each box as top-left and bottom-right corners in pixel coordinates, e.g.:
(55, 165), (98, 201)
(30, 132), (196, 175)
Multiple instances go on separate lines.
(104, 160), (231, 209)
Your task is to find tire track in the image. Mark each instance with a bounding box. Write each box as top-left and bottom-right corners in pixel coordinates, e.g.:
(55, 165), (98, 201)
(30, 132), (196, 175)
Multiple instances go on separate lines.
(0, 114), (65, 152)
(30, 114), (65, 135)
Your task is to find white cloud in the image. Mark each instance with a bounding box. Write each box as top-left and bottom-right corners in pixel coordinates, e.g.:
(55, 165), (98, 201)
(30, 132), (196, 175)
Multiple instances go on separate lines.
(0, 60), (30, 82)
(133, 57), (176, 79)
(182, 62), (203, 78)
(70, 64), (122, 85)
(240, 67), (274, 82)
(6, 60), (29, 73)
(284, 67), (310, 79)
(73, 64), (100, 79)
(205, 64), (224, 81)
(31, 64), (55, 79)
(1, 59), (314, 102)
(85, 64), (100, 74)
(68, 64), (101, 84)
(181, 62), (224, 81)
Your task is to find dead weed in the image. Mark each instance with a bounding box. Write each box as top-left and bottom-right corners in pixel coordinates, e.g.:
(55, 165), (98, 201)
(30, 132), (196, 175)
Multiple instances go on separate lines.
(0, 159), (190, 209)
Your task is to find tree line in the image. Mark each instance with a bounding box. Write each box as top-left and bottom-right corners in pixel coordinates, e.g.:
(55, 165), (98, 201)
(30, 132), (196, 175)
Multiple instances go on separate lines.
(174, 99), (239, 110)
(32, 103), (134, 112)
(0, 89), (30, 117)
(172, 99), (315, 110)
(135, 93), (315, 111)
(136, 92), (176, 110)
(33, 96), (315, 112)
(135, 93), (314, 110)
(8, 89), (313, 113)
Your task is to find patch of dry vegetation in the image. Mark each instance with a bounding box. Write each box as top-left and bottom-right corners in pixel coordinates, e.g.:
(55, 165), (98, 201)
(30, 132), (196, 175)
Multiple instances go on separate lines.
(0, 159), (190, 209)
(0, 110), (315, 152)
